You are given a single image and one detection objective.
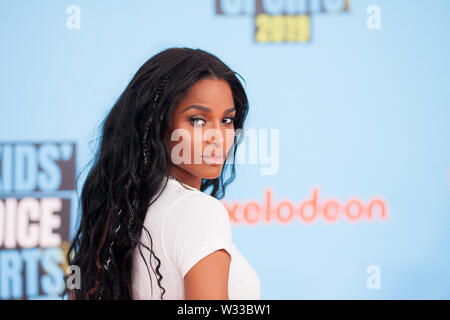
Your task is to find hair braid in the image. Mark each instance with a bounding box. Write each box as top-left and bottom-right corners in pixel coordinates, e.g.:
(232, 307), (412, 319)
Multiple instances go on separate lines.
(93, 69), (174, 299)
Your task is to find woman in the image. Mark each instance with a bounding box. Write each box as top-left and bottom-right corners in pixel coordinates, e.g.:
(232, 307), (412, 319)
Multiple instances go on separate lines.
(64, 47), (261, 300)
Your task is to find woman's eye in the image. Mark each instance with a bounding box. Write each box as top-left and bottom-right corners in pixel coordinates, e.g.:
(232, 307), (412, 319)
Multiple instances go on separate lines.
(190, 117), (206, 127)
(190, 116), (234, 127)
(223, 117), (235, 125)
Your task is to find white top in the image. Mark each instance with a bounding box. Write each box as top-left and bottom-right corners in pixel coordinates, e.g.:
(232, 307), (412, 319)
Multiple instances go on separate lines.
(131, 178), (261, 300)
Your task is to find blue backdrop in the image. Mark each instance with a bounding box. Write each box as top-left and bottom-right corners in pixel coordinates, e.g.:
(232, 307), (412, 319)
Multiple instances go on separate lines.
(0, 0), (449, 299)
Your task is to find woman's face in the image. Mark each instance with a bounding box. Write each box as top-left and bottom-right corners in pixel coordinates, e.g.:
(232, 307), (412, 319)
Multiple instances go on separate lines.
(166, 77), (236, 188)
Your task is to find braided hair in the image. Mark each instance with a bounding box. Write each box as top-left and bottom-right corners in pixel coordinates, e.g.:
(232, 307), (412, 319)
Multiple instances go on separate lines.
(63, 47), (249, 300)
(93, 70), (175, 299)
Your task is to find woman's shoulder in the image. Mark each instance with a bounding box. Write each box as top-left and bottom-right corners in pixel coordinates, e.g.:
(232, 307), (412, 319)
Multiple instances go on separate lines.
(171, 189), (228, 217)
(165, 179), (226, 213)
(158, 182), (228, 227)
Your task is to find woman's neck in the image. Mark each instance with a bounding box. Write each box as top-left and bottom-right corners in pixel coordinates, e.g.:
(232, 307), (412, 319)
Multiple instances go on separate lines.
(168, 168), (201, 190)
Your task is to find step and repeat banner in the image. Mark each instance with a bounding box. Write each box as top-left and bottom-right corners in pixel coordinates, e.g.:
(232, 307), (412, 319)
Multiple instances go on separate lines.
(0, 0), (449, 299)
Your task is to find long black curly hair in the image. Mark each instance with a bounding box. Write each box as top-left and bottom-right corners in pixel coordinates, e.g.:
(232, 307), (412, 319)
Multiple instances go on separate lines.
(62, 47), (249, 300)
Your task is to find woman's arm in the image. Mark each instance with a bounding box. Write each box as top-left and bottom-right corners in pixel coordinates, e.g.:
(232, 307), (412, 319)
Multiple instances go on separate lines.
(184, 249), (231, 300)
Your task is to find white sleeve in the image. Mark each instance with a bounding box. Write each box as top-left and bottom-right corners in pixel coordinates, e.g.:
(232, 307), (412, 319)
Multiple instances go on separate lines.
(161, 192), (233, 279)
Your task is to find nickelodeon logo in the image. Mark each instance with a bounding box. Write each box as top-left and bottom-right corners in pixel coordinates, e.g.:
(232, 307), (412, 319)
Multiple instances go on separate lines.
(222, 186), (388, 224)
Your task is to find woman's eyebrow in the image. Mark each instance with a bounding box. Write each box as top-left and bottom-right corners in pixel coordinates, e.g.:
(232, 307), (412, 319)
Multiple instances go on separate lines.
(181, 104), (236, 114)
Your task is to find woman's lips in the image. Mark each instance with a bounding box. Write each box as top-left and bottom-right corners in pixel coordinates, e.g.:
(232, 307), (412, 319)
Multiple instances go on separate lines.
(203, 154), (224, 165)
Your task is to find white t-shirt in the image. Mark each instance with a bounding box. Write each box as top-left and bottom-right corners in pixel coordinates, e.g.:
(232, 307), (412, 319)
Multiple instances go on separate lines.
(131, 178), (261, 300)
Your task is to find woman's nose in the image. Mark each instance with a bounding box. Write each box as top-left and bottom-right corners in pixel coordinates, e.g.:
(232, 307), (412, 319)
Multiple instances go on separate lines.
(207, 132), (224, 145)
